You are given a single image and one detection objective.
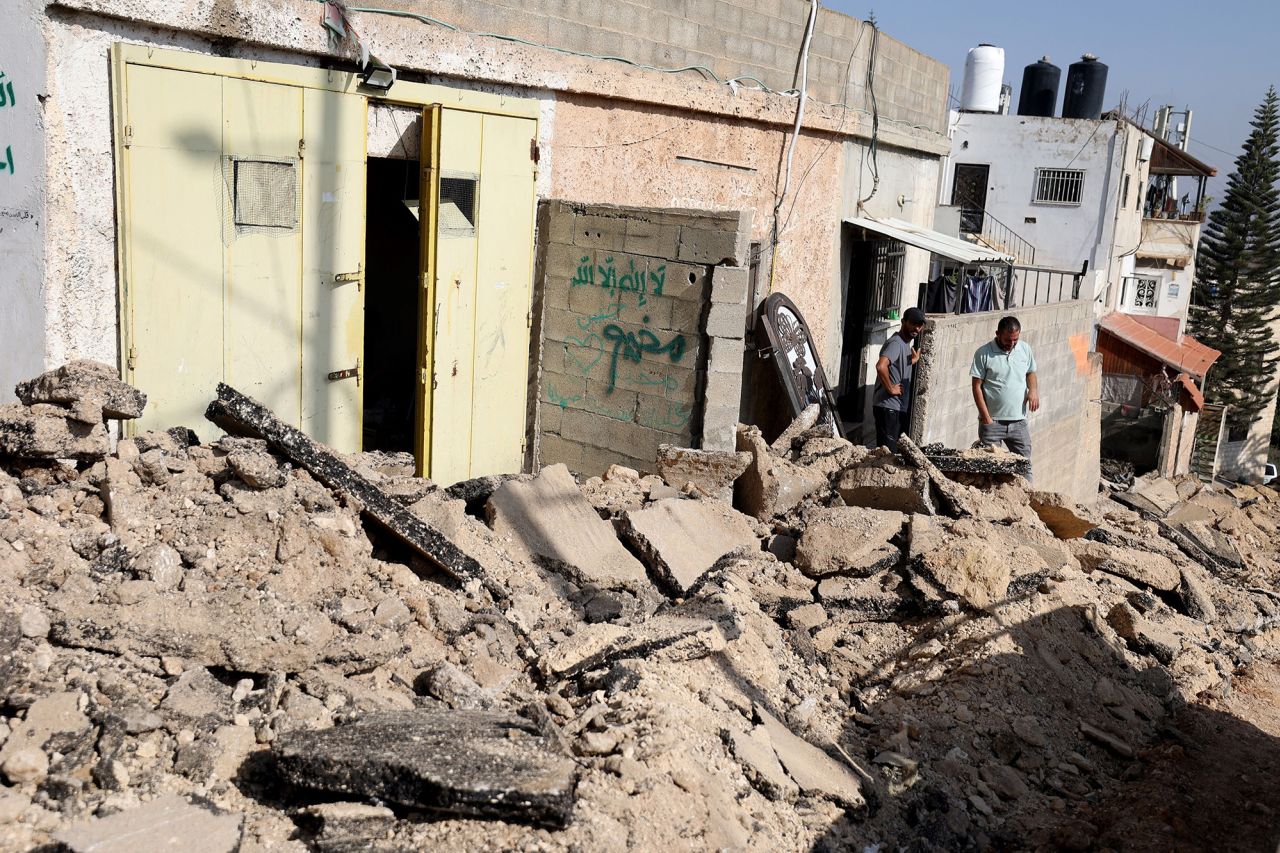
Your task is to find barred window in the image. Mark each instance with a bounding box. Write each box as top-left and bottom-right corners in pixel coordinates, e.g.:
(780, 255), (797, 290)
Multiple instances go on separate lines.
(869, 240), (905, 323)
(1033, 168), (1085, 205)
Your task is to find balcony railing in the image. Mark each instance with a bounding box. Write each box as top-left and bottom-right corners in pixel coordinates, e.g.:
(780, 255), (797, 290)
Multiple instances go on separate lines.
(953, 190), (1038, 265)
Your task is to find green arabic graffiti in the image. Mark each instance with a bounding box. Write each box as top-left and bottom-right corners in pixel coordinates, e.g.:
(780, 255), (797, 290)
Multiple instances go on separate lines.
(602, 320), (686, 394)
(570, 255), (667, 306)
(546, 383), (582, 409)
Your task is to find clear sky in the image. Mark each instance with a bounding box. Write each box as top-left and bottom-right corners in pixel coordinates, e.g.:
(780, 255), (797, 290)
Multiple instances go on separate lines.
(824, 0), (1280, 206)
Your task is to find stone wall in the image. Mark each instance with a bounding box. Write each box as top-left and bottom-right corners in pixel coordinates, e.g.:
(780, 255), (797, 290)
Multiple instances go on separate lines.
(535, 201), (748, 475)
(910, 300), (1101, 503)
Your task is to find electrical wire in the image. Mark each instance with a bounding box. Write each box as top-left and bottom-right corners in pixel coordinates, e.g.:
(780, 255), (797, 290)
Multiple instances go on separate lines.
(765, 0), (818, 295)
(857, 18), (881, 206)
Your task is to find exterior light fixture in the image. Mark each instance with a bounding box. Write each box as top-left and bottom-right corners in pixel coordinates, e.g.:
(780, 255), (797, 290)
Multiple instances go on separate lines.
(360, 57), (396, 91)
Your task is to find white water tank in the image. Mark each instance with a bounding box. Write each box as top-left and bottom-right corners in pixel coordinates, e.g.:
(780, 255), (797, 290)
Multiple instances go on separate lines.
(960, 44), (1004, 113)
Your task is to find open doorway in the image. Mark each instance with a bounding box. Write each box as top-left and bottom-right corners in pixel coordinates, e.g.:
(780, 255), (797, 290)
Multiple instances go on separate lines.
(836, 233), (875, 431)
(362, 156), (421, 453)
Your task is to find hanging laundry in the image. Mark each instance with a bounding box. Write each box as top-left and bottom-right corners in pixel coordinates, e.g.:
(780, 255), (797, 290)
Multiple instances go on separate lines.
(924, 274), (958, 313)
(962, 274), (994, 313)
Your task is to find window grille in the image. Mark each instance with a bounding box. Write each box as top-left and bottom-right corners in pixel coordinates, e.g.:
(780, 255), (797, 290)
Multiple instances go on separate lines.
(1122, 275), (1159, 311)
(439, 172), (478, 238)
(1033, 168), (1085, 205)
(869, 240), (905, 322)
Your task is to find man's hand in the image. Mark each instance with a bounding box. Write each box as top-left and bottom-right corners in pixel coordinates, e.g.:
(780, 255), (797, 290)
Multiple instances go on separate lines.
(979, 413), (994, 425)
(888, 383), (903, 397)
(1027, 389), (1040, 412)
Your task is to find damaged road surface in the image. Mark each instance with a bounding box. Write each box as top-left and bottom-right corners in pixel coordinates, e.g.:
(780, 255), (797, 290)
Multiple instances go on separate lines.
(2, 362), (1280, 852)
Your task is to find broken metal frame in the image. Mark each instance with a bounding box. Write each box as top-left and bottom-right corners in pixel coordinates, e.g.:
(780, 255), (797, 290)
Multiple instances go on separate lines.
(755, 293), (846, 438)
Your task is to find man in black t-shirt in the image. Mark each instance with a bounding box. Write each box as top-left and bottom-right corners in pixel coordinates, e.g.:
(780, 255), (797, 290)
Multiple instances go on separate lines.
(872, 307), (926, 453)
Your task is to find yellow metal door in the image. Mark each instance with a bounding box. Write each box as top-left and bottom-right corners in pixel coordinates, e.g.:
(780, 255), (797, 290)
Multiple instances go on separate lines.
(121, 64), (225, 434)
(415, 105), (442, 475)
(301, 88), (366, 452)
(470, 113), (537, 477)
(424, 109), (536, 485)
(222, 78), (304, 425)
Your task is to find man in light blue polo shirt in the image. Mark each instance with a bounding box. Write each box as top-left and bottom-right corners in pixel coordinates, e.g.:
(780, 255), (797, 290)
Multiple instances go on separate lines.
(970, 315), (1039, 478)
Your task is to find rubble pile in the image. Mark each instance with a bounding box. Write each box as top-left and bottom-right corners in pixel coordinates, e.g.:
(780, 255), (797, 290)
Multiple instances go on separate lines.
(1, 363), (1278, 851)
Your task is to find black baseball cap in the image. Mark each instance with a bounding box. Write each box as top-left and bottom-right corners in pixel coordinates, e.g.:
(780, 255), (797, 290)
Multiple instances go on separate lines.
(903, 307), (926, 325)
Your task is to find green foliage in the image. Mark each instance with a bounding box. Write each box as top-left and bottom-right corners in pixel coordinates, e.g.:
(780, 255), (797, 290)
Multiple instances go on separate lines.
(1188, 87), (1280, 434)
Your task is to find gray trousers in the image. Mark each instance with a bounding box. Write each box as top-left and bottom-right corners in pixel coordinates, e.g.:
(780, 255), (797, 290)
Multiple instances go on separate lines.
(978, 419), (1032, 481)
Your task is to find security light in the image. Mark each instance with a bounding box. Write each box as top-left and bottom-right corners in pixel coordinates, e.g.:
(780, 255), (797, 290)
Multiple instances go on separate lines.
(360, 57), (396, 92)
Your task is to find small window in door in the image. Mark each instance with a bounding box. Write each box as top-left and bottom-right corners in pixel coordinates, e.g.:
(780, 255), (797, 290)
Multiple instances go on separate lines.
(232, 159), (298, 229)
(439, 172), (478, 238)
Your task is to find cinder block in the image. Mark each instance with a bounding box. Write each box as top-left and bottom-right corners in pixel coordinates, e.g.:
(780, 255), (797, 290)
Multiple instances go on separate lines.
(561, 408), (668, 463)
(539, 401), (563, 435)
(709, 336), (744, 374)
(678, 225), (740, 266)
(705, 301), (746, 339)
(711, 265), (749, 305)
(578, 445), (653, 478)
(634, 392), (697, 438)
(579, 380), (640, 422)
(573, 214), (628, 250)
(700, 418), (737, 452)
(623, 219), (680, 258)
(657, 261), (710, 302)
(546, 209), (575, 245)
(703, 368), (743, 409)
(539, 433), (584, 472)
(667, 296), (706, 334)
(545, 243), (595, 280)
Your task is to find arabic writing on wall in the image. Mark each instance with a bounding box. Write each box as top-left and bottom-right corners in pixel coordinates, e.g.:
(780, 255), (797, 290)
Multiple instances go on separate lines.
(0, 72), (15, 175)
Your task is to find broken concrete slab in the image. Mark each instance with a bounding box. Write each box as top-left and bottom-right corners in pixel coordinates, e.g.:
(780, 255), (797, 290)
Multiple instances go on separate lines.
(0, 691), (90, 768)
(655, 444), (751, 502)
(836, 456), (934, 515)
(487, 463), (649, 593)
(272, 710), (577, 827)
(725, 726), (799, 802)
(1176, 520), (1244, 570)
(0, 402), (109, 460)
(769, 403), (821, 456)
(795, 506), (904, 578)
(540, 615), (726, 680)
(226, 448), (287, 490)
(619, 497), (758, 595)
(1069, 540), (1180, 592)
(55, 795), (243, 853)
(1106, 602), (1182, 664)
(816, 572), (912, 621)
(917, 537), (1011, 610)
(897, 436), (978, 518)
(1178, 565), (1218, 623)
(15, 360), (147, 422)
(921, 442), (1032, 479)
(206, 384), (481, 583)
(735, 425), (828, 520)
(1029, 491), (1098, 539)
(753, 704), (865, 810)
(1113, 477), (1183, 518)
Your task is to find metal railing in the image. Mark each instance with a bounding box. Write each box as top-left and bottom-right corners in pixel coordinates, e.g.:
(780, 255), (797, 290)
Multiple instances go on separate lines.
(1008, 261), (1088, 307)
(916, 260), (1086, 316)
(954, 191), (1038, 265)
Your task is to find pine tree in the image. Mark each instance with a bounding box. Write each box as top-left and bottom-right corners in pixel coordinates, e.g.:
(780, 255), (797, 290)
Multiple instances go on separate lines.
(1188, 87), (1280, 436)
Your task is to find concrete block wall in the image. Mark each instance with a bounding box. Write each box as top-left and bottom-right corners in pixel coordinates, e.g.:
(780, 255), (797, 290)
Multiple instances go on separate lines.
(374, 0), (949, 133)
(910, 300), (1100, 503)
(535, 200), (748, 475)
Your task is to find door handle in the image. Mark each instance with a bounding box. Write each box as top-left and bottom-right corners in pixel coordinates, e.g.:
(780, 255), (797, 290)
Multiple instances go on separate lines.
(328, 358), (362, 385)
(335, 265), (363, 291)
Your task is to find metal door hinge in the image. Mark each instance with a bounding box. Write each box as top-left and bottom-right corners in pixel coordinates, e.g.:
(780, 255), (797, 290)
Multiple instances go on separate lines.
(335, 264), (363, 291)
(123, 125), (133, 148)
(526, 309), (533, 328)
(530, 138), (539, 163)
(298, 138), (306, 159)
(126, 345), (137, 370)
(328, 357), (361, 385)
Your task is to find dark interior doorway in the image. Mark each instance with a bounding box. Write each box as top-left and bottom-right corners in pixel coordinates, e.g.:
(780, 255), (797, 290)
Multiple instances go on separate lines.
(836, 234), (875, 431)
(362, 156), (421, 453)
(952, 163), (990, 234)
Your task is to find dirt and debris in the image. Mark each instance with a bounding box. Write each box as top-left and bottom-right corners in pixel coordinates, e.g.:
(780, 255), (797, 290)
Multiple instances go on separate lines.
(1, 366), (1279, 852)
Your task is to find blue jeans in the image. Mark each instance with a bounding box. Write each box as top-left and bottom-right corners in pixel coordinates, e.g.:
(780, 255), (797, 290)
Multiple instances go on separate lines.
(978, 419), (1032, 481)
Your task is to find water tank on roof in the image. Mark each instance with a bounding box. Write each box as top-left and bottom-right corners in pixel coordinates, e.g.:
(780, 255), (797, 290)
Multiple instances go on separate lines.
(1062, 54), (1108, 119)
(960, 44), (1004, 113)
(1017, 56), (1060, 117)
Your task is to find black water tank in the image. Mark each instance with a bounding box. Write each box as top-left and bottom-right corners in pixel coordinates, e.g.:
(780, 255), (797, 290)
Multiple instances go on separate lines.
(1017, 56), (1060, 117)
(1062, 54), (1108, 119)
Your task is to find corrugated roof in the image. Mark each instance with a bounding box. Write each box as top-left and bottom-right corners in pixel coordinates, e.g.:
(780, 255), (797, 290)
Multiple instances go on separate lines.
(846, 216), (1014, 265)
(1098, 311), (1221, 379)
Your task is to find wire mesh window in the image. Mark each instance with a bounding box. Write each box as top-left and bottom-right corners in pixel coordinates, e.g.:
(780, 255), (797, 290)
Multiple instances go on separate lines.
(1033, 168), (1085, 205)
(232, 159), (298, 230)
(869, 240), (905, 322)
(439, 172), (478, 238)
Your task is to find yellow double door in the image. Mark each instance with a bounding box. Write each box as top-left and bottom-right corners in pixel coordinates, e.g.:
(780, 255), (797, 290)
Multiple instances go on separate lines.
(116, 47), (535, 484)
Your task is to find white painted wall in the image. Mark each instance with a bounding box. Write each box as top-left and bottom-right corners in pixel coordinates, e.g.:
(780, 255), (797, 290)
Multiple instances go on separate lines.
(0, 0), (48, 401)
(943, 113), (1125, 299)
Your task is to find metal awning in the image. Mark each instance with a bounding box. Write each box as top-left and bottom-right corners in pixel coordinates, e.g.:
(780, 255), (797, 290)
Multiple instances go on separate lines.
(845, 216), (1015, 264)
